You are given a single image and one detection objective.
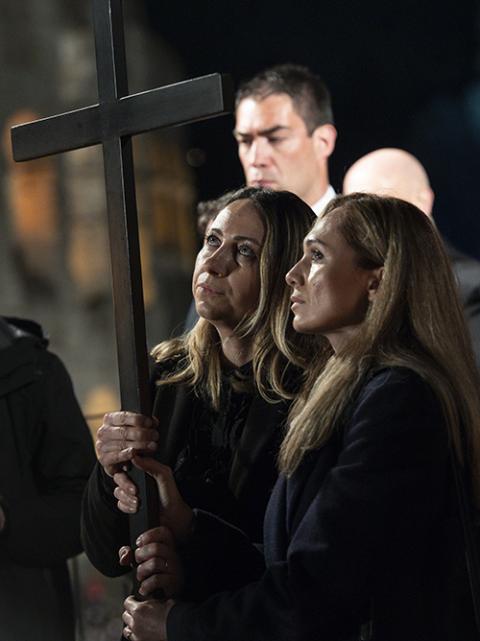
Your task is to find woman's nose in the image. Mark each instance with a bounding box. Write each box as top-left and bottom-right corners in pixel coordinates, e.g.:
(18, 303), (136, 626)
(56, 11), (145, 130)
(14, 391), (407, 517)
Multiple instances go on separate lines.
(204, 248), (230, 276)
(285, 260), (302, 286)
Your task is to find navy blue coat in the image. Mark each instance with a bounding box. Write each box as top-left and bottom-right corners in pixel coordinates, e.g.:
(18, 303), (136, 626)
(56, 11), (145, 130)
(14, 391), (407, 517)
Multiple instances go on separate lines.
(167, 367), (477, 641)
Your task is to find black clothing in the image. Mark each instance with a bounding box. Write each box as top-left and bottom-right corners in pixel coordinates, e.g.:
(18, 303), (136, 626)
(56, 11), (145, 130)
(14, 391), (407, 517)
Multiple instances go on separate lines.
(82, 358), (291, 577)
(448, 241), (480, 369)
(167, 368), (477, 641)
(172, 364), (267, 531)
(0, 317), (96, 641)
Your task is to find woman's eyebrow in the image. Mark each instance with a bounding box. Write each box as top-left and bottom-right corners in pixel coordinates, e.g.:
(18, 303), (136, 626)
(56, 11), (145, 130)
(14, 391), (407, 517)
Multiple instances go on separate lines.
(304, 237), (330, 248)
(208, 228), (262, 246)
(233, 235), (262, 246)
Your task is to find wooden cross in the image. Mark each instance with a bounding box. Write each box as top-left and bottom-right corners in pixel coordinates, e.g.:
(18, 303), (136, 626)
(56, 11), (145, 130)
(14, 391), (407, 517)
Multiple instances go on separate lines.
(11, 0), (232, 557)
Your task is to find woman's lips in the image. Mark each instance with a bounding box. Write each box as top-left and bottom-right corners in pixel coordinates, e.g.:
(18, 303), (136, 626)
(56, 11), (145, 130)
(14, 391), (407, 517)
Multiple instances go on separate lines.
(290, 295), (304, 310)
(197, 283), (223, 295)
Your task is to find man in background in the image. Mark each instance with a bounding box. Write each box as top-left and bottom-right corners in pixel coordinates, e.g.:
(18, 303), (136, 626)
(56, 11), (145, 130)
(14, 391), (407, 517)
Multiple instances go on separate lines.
(343, 147), (480, 368)
(234, 63), (337, 214)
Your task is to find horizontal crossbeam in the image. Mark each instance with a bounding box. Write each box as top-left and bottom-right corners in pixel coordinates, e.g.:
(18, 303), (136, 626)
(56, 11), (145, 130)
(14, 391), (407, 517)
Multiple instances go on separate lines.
(11, 73), (233, 161)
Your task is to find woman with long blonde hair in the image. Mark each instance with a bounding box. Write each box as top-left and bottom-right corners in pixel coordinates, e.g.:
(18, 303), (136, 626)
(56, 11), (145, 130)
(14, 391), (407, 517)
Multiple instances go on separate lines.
(82, 187), (317, 576)
(120, 193), (480, 641)
(282, 193), (480, 489)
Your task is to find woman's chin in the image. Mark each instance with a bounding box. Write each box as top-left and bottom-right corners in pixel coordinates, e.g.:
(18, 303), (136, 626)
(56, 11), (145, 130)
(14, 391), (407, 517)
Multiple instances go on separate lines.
(195, 300), (214, 320)
(196, 306), (223, 326)
(292, 316), (315, 335)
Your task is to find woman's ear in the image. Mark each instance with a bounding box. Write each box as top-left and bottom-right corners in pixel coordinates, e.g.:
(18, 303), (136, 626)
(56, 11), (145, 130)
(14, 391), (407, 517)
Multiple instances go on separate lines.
(312, 124), (337, 160)
(367, 267), (384, 302)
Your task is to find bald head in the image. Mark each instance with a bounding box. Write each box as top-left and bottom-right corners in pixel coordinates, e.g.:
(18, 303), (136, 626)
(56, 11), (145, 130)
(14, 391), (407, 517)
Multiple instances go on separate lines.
(343, 148), (434, 217)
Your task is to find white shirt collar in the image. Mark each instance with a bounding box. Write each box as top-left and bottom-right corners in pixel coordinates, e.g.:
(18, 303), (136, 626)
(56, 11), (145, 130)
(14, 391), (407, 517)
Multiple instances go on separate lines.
(311, 185), (336, 216)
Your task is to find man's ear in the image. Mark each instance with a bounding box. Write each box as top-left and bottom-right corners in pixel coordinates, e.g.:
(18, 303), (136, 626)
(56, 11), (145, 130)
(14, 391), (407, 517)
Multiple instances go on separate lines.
(417, 186), (435, 218)
(312, 124), (337, 159)
(367, 267), (384, 302)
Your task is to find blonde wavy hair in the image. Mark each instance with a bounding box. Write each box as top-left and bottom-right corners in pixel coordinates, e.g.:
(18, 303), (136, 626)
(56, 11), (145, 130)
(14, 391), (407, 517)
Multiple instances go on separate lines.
(279, 193), (480, 505)
(151, 187), (318, 408)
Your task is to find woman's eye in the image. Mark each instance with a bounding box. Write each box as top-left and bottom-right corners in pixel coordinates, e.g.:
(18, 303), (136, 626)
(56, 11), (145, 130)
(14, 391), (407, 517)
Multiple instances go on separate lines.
(205, 234), (220, 247)
(311, 249), (324, 262)
(238, 244), (255, 258)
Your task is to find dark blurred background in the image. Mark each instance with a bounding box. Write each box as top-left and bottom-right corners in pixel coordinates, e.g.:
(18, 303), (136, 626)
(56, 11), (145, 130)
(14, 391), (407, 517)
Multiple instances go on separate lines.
(146, 0), (480, 259)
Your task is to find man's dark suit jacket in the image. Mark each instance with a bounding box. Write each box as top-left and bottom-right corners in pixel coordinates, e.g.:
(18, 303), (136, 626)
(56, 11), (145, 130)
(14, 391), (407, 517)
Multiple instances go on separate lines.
(448, 242), (480, 369)
(167, 367), (477, 641)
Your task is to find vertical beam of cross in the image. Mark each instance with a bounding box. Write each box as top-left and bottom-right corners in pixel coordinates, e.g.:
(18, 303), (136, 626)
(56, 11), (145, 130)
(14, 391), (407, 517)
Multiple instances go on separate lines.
(92, 0), (158, 547)
(10, 0), (233, 572)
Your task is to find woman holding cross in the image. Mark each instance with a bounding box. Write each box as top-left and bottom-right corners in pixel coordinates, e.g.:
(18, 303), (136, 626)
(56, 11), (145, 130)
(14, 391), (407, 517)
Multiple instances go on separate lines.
(81, 187), (317, 575)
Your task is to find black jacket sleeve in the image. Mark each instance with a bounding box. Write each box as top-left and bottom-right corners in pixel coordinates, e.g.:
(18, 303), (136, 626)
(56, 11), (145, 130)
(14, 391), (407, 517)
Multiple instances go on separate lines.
(167, 370), (449, 641)
(1, 352), (96, 566)
(80, 365), (176, 577)
(180, 510), (265, 601)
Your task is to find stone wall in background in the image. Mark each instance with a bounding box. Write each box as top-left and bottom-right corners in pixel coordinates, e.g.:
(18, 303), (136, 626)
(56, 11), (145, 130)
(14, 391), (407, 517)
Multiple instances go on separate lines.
(0, 3), (198, 638)
(0, 0), (197, 417)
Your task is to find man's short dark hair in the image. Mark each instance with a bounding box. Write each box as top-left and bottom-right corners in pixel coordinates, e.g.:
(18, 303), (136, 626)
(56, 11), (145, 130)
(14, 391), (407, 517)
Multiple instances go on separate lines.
(235, 64), (334, 134)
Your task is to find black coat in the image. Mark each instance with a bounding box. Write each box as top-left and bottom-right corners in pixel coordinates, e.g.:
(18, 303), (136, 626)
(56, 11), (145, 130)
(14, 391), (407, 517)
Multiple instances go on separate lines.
(167, 368), (477, 641)
(0, 317), (96, 641)
(448, 241), (480, 369)
(81, 362), (291, 577)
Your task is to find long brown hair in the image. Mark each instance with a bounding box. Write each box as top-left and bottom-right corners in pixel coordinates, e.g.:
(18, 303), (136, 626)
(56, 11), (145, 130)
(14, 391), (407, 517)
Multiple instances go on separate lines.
(280, 193), (480, 505)
(151, 187), (319, 407)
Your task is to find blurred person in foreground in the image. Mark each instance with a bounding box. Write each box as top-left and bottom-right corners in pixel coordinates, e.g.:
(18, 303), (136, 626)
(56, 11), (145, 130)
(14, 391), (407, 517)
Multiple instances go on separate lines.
(0, 316), (95, 641)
